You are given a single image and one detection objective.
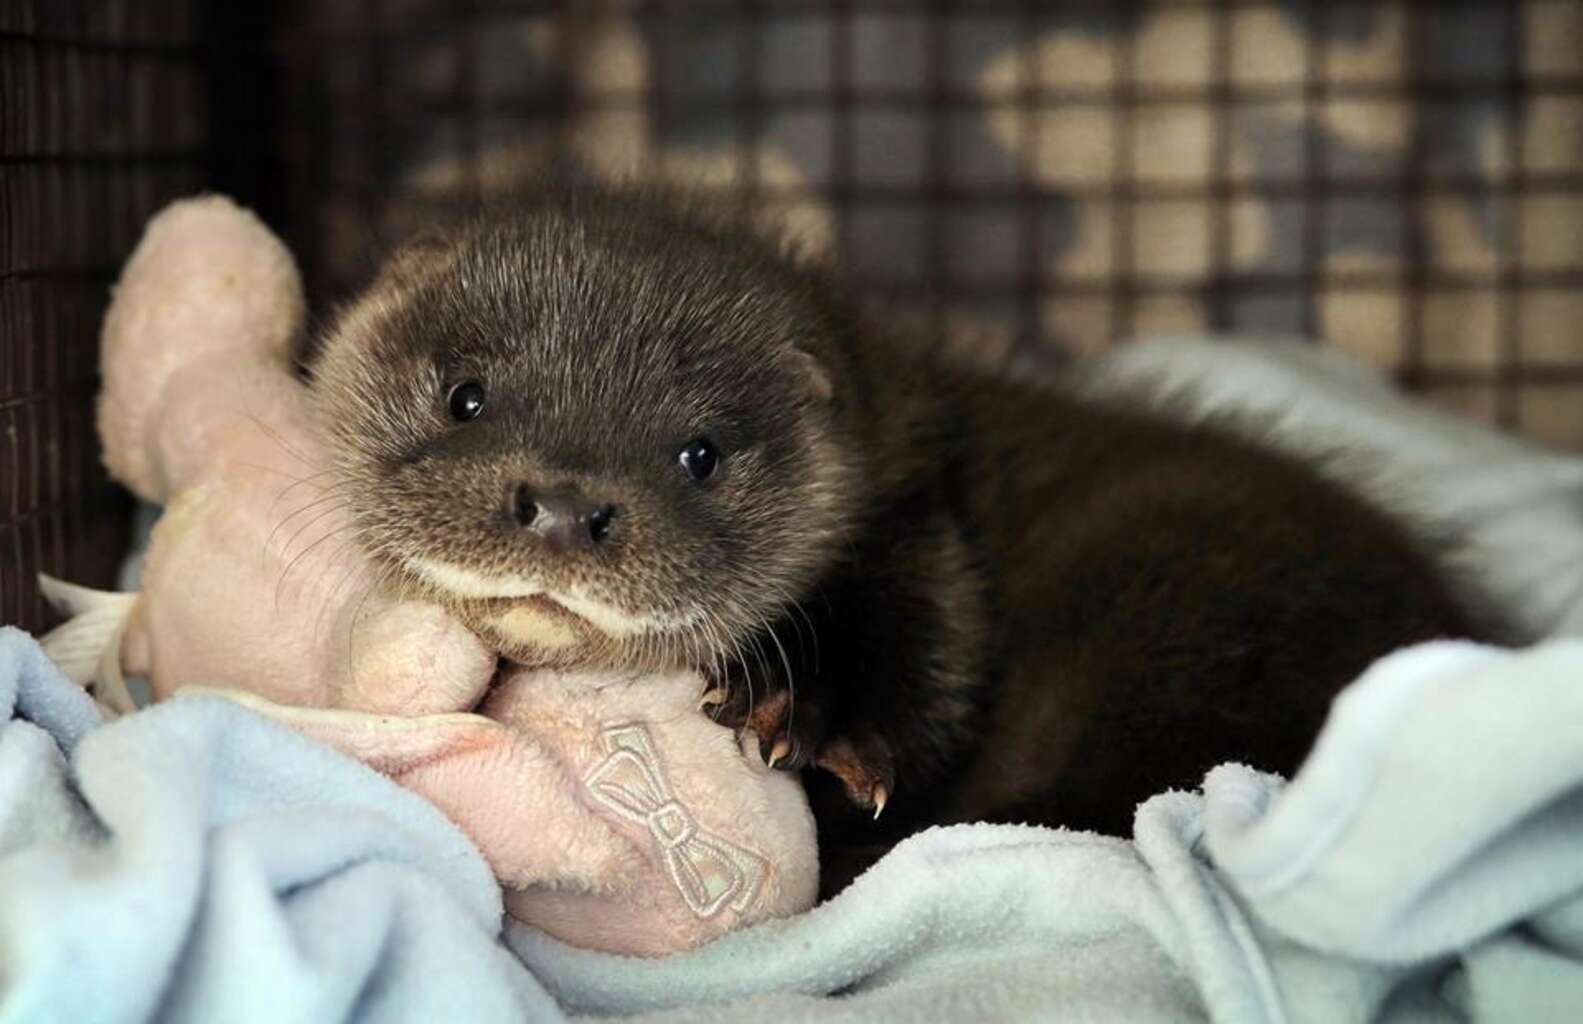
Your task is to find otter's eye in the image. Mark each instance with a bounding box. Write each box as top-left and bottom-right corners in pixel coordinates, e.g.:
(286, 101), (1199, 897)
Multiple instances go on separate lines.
(447, 381), (486, 422)
(679, 437), (719, 481)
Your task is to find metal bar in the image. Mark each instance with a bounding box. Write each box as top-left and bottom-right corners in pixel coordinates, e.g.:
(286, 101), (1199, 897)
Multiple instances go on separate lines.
(1208, 0), (1234, 331)
(1111, 4), (1138, 344)
(309, 172), (1583, 205)
(1402, 1), (1429, 386)
(1299, 0), (1328, 340)
(925, 0), (949, 349)
(831, 0), (854, 267)
(305, 76), (1583, 114)
(739, 0), (764, 206)
(1495, 0), (1527, 429)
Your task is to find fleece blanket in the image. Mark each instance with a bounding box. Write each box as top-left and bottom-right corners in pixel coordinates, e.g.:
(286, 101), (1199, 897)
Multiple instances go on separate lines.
(9, 627), (1583, 1024)
(6, 337), (1583, 1022)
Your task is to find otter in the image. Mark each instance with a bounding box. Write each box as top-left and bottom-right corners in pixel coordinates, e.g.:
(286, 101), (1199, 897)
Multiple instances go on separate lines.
(310, 184), (1489, 895)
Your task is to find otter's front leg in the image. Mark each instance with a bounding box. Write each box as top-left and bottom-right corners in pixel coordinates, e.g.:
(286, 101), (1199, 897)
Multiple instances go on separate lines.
(707, 657), (897, 814)
(709, 661), (899, 810)
(704, 659), (829, 771)
(707, 506), (989, 821)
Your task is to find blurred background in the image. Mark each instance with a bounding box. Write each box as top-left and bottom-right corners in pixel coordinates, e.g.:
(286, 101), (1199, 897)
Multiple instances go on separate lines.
(3, 0), (1582, 631)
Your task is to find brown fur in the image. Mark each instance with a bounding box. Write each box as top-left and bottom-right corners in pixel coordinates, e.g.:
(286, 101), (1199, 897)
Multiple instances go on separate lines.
(311, 184), (1487, 899)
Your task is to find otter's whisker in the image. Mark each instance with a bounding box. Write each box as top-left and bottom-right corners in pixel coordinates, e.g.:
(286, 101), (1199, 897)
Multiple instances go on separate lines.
(312, 545), (369, 647)
(759, 615), (797, 735)
(265, 491), (352, 564)
(274, 522), (358, 611)
(265, 467), (344, 517)
(783, 593), (821, 678)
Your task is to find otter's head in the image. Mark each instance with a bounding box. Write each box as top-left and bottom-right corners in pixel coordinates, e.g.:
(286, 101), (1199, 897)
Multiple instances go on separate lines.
(310, 192), (863, 670)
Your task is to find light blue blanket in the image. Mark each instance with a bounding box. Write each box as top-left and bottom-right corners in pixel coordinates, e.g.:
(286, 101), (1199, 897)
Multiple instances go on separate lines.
(0, 626), (554, 1023)
(6, 338), (1583, 1022)
(8, 626), (1583, 1022)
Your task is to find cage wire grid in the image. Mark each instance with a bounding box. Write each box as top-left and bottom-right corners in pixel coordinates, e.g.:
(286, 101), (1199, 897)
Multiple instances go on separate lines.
(4, 0), (1583, 632)
(1, 1), (209, 633)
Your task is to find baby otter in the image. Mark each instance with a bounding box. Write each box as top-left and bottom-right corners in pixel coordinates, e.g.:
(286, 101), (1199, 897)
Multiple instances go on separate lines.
(311, 185), (1486, 894)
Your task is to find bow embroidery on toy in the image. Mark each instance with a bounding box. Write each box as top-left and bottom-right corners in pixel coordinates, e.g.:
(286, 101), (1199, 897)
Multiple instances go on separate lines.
(585, 723), (769, 919)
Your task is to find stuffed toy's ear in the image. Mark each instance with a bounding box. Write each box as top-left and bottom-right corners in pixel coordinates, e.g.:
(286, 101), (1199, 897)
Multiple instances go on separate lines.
(98, 195), (305, 503)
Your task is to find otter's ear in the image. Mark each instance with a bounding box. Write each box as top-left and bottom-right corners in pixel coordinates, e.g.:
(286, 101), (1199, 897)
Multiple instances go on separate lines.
(378, 232), (457, 289)
(790, 347), (833, 403)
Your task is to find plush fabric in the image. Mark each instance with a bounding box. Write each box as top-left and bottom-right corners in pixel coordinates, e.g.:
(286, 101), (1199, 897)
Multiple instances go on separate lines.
(515, 639), (1583, 1024)
(8, 336), (1583, 1020)
(184, 669), (819, 957)
(8, 622), (1583, 1022)
(68, 193), (498, 718)
(0, 625), (551, 1024)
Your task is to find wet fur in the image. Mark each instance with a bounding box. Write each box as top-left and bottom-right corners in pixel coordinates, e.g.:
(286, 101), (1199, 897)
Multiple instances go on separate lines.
(312, 185), (1487, 898)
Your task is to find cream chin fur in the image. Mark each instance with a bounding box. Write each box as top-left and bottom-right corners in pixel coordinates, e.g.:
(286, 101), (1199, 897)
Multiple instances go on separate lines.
(404, 556), (702, 638)
(406, 555), (545, 599)
(495, 605), (581, 651)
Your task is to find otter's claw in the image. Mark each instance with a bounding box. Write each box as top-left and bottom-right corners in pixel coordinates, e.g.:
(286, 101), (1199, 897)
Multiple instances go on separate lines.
(698, 686), (731, 711)
(747, 689), (822, 771)
(711, 684), (825, 773)
(816, 732), (896, 819)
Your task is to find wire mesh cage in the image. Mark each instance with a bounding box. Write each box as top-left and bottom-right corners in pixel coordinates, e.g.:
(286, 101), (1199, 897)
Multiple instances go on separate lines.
(2, 1), (204, 632)
(4, 0), (1583, 632)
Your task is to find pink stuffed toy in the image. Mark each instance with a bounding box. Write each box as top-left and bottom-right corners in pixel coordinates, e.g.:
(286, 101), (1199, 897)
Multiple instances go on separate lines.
(41, 195), (818, 956)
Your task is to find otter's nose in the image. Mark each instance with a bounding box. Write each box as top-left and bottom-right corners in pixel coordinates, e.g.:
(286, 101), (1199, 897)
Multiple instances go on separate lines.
(510, 484), (617, 547)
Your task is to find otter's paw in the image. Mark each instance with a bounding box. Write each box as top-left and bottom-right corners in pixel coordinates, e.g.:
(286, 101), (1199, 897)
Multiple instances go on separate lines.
(705, 683), (825, 772)
(816, 732), (896, 819)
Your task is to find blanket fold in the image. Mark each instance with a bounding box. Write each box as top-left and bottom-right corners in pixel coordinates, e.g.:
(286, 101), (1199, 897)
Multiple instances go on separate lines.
(505, 655), (1583, 1024)
(11, 622), (1583, 1022)
(0, 626), (555, 1024)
